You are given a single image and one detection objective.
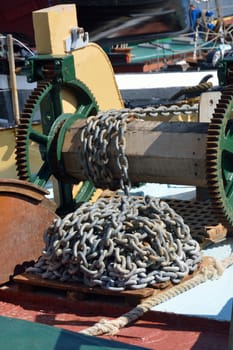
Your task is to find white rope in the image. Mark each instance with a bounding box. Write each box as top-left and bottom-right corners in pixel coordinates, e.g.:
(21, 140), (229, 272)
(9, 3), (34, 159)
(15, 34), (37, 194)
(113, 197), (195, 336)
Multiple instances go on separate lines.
(80, 255), (231, 336)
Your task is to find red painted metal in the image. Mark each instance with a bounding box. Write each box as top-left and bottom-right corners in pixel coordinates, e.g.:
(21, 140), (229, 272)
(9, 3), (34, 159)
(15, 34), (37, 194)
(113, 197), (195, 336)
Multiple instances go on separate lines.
(0, 284), (229, 350)
(0, 179), (56, 284)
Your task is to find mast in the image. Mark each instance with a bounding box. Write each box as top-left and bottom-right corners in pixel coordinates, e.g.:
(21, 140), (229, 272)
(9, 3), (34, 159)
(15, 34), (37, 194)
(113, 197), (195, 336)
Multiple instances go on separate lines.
(215, 0), (222, 19)
(215, 0), (224, 43)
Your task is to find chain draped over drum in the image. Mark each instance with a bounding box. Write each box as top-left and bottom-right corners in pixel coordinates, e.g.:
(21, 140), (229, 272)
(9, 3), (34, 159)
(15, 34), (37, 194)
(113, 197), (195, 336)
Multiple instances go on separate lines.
(27, 109), (202, 290)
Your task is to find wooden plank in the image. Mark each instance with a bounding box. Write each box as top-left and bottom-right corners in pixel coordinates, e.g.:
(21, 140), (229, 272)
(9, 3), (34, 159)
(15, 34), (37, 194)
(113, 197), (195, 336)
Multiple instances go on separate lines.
(13, 257), (212, 305)
(14, 273), (154, 299)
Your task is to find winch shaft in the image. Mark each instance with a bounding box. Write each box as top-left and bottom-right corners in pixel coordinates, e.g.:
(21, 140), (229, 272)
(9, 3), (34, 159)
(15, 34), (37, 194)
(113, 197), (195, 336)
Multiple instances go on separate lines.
(62, 119), (208, 187)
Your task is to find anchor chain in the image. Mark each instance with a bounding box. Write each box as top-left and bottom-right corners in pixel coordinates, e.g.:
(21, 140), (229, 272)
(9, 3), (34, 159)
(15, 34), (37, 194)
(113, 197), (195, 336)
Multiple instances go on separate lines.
(27, 108), (202, 289)
(119, 104), (199, 118)
(27, 196), (201, 290)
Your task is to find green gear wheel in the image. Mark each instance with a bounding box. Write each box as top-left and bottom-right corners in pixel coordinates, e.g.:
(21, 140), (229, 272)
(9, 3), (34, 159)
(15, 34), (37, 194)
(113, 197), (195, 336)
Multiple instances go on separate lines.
(206, 85), (233, 229)
(15, 79), (98, 214)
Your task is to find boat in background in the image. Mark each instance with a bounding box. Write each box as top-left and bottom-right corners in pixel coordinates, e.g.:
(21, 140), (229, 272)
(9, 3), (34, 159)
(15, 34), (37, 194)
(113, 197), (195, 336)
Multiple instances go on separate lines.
(105, 0), (233, 73)
(55, 0), (232, 73)
(1, 0), (233, 74)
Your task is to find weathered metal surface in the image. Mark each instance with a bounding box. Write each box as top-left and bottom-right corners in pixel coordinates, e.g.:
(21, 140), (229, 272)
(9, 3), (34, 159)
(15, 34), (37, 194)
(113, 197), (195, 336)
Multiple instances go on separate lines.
(0, 179), (56, 284)
(62, 119), (208, 187)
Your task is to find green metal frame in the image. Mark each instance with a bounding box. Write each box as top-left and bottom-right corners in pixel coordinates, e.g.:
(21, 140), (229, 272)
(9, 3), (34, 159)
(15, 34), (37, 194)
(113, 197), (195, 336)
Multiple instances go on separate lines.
(26, 54), (76, 83)
(19, 54), (98, 215)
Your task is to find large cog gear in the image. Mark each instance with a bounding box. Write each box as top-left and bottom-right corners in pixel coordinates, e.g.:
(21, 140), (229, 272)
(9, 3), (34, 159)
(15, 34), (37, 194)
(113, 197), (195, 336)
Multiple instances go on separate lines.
(206, 85), (233, 229)
(15, 80), (52, 183)
(15, 79), (99, 213)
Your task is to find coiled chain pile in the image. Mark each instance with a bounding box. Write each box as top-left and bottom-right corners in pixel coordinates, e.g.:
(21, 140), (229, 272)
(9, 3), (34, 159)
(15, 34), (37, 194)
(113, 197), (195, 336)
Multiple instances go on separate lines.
(27, 109), (202, 290)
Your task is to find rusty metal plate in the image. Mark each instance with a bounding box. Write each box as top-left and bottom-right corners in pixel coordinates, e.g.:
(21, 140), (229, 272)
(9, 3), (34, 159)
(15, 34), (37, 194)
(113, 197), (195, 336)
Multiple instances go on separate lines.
(0, 179), (56, 284)
(165, 199), (228, 246)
